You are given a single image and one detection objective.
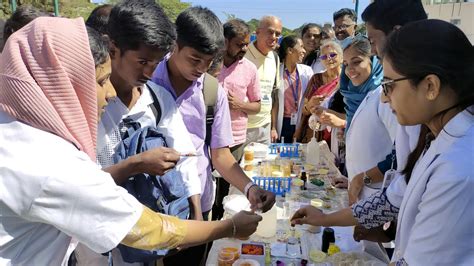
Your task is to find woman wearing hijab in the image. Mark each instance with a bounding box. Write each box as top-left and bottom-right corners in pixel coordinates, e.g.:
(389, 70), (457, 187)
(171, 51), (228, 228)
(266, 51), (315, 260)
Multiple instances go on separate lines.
(337, 36), (398, 201)
(0, 17), (261, 265)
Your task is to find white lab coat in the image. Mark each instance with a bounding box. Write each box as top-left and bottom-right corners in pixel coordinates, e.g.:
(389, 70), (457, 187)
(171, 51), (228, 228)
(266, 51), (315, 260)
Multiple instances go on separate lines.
(386, 124), (421, 207)
(0, 111), (142, 265)
(345, 87), (398, 199)
(393, 108), (474, 264)
(276, 64), (313, 136)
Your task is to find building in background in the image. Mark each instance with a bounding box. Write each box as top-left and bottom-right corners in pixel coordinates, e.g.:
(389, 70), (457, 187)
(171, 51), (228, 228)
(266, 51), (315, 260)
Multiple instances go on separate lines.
(423, 0), (474, 43)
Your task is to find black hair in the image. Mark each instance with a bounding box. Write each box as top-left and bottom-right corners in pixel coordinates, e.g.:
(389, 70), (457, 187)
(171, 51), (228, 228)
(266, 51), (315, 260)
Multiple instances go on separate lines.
(223, 19), (249, 40)
(361, 0), (427, 34)
(108, 0), (176, 54)
(86, 26), (109, 67)
(3, 5), (48, 43)
(333, 8), (357, 23)
(176, 6), (224, 55)
(383, 19), (474, 182)
(86, 4), (113, 35)
(207, 52), (224, 77)
(343, 35), (371, 57)
(278, 35), (300, 62)
(322, 25), (335, 40)
(301, 23), (322, 38)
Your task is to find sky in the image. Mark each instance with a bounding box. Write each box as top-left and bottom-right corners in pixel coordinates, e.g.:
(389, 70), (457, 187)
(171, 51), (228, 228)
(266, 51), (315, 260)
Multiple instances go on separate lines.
(188, 0), (372, 29)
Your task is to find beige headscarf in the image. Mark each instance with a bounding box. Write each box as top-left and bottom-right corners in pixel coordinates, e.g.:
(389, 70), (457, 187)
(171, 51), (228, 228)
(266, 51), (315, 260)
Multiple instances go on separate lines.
(0, 17), (97, 160)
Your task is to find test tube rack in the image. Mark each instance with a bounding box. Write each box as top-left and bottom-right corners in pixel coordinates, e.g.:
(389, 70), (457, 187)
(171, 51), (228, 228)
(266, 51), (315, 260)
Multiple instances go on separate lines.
(252, 176), (291, 195)
(268, 143), (300, 158)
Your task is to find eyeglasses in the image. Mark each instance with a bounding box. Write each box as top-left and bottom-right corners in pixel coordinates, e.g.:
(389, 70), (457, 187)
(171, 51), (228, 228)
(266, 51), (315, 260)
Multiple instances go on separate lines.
(334, 23), (355, 31)
(319, 53), (338, 60)
(381, 77), (411, 96)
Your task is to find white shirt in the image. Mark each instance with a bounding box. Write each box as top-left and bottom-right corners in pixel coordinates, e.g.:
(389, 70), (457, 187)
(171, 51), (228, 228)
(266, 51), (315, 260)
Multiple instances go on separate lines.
(0, 111), (142, 265)
(345, 87), (398, 199)
(77, 82), (200, 266)
(394, 108), (474, 264)
(97, 81), (200, 197)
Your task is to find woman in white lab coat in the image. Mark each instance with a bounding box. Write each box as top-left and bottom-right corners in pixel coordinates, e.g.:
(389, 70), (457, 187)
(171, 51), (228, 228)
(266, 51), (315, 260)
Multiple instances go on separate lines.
(275, 35), (313, 142)
(291, 19), (474, 265)
(338, 36), (397, 201)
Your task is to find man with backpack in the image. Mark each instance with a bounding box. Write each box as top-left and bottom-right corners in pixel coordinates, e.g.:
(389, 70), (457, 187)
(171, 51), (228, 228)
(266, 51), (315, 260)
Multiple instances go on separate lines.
(75, 1), (202, 265)
(152, 7), (276, 265)
(244, 15), (282, 144)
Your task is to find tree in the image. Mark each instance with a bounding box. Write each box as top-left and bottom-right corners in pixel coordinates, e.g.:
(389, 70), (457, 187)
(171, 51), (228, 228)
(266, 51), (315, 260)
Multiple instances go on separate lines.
(1, 0), (96, 19)
(246, 18), (294, 36)
(157, 0), (190, 22)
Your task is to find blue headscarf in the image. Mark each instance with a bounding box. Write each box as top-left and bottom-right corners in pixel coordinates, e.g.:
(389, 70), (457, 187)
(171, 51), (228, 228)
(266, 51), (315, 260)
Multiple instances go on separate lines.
(339, 56), (383, 132)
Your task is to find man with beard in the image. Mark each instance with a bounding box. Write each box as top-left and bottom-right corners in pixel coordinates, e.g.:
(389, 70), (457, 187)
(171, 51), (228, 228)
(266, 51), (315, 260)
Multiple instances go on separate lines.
(244, 15), (282, 144)
(213, 19), (261, 220)
(333, 8), (357, 42)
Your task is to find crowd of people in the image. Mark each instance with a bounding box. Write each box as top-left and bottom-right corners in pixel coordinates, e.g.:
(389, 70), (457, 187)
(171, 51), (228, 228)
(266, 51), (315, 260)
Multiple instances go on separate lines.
(0, 0), (472, 265)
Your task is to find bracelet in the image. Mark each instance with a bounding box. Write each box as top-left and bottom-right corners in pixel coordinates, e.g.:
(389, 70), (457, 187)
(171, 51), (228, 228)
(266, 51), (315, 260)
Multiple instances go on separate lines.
(244, 182), (257, 198)
(230, 217), (237, 237)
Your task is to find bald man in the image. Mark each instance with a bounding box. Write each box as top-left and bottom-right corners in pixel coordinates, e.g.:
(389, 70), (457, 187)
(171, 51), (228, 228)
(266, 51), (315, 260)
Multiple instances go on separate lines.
(244, 15), (282, 146)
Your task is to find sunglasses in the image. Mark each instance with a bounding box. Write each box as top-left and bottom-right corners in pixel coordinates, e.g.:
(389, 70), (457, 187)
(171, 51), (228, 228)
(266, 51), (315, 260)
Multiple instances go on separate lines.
(381, 77), (411, 96)
(319, 53), (338, 60)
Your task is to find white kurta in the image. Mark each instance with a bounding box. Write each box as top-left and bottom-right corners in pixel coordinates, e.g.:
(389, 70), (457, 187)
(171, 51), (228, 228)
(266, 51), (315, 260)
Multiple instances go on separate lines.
(276, 64), (314, 136)
(345, 87), (398, 199)
(393, 108), (474, 264)
(0, 111), (143, 265)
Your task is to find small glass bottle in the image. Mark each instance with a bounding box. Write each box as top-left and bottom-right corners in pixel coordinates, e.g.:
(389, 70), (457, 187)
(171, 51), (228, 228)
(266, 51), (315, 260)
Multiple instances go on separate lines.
(300, 170), (307, 190)
(321, 227), (335, 253)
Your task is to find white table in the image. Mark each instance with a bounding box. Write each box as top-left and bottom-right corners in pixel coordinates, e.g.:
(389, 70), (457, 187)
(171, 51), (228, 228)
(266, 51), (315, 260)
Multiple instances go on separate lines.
(206, 143), (388, 265)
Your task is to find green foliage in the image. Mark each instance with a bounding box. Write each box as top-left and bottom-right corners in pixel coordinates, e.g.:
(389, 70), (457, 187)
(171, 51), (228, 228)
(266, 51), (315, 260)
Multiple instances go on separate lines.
(246, 18), (294, 36)
(1, 0), (191, 22)
(356, 23), (367, 36)
(157, 0), (191, 22)
(1, 0), (96, 19)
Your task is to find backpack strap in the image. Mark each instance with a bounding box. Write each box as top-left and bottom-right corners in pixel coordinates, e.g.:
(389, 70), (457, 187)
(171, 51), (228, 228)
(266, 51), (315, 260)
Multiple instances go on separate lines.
(202, 73), (218, 146)
(146, 84), (162, 126)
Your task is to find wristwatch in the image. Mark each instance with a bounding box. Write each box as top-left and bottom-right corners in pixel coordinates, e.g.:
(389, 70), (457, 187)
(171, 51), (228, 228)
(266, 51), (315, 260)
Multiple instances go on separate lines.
(363, 172), (372, 185)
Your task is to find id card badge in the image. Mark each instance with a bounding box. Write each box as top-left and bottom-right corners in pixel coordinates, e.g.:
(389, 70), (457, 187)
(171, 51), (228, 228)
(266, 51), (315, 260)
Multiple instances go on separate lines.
(290, 112), (298, 125)
(381, 169), (397, 190)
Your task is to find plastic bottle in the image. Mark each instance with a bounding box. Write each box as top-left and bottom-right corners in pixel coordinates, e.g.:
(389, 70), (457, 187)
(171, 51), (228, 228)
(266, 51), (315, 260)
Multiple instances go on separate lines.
(306, 136), (320, 166)
(255, 205), (277, 238)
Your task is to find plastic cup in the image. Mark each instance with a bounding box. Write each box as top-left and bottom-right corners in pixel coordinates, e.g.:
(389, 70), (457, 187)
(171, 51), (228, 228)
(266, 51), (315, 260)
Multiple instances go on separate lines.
(218, 247), (239, 266)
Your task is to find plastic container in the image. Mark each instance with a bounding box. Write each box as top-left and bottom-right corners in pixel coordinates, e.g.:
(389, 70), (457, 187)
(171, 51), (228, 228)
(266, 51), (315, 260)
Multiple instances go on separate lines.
(306, 137), (320, 166)
(240, 243), (266, 266)
(255, 205), (277, 238)
(218, 247), (240, 266)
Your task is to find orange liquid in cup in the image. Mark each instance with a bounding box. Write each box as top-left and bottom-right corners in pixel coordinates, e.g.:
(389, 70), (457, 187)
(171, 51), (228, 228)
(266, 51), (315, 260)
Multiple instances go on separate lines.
(217, 247), (240, 266)
(244, 150), (254, 161)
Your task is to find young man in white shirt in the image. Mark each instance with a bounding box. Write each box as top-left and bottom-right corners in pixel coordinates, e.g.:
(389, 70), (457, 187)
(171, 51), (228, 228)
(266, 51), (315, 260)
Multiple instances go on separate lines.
(75, 1), (202, 265)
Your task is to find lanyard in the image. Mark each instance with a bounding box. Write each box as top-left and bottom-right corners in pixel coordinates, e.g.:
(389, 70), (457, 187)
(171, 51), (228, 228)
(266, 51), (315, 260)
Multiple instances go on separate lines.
(285, 68), (300, 108)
